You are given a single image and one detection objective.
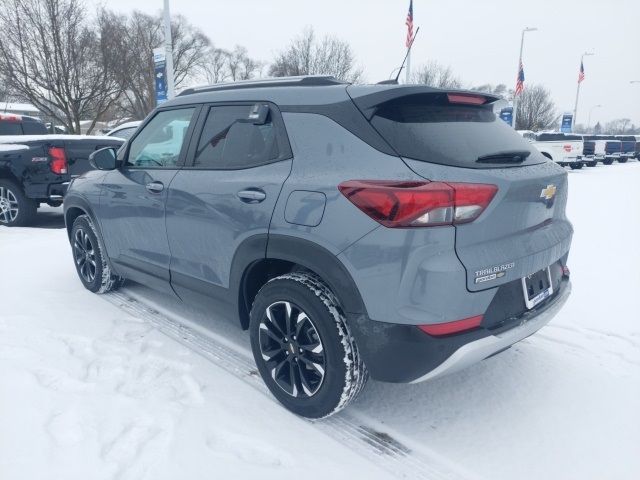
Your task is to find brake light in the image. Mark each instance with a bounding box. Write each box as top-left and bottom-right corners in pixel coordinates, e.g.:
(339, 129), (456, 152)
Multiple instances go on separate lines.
(418, 315), (483, 336)
(49, 147), (68, 175)
(447, 93), (487, 105)
(0, 113), (20, 122)
(338, 180), (497, 228)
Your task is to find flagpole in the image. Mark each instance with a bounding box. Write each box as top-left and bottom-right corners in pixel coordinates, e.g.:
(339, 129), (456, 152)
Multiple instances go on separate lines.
(512, 27), (537, 130)
(406, 49), (411, 84)
(573, 52), (594, 129)
(163, 0), (175, 99)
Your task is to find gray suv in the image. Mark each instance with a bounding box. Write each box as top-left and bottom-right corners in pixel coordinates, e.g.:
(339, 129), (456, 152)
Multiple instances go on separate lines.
(64, 76), (573, 418)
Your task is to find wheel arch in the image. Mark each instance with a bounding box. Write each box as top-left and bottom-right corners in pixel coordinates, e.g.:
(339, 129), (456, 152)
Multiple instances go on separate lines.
(232, 234), (367, 330)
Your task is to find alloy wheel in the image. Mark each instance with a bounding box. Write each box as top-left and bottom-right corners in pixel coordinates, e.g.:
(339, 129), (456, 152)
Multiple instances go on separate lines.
(73, 228), (97, 283)
(0, 186), (19, 224)
(259, 301), (326, 398)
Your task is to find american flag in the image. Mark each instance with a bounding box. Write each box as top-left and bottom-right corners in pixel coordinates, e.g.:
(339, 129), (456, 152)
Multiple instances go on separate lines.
(578, 61), (585, 83)
(405, 0), (414, 48)
(515, 61), (525, 95)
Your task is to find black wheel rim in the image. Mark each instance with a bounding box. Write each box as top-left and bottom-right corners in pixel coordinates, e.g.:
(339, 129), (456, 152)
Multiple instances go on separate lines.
(73, 228), (97, 283)
(0, 186), (19, 224)
(259, 301), (326, 398)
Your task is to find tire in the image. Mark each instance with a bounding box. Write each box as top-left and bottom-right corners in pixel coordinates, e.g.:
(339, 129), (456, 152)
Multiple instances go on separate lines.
(587, 160), (597, 167)
(249, 272), (368, 418)
(0, 180), (37, 227)
(569, 163), (580, 169)
(603, 158), (614, 165)
(618, 158), (628, 163)
(70, 215), (124, 293)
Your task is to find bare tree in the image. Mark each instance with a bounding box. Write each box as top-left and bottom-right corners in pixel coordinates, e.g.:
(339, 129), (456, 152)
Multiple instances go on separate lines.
(604, 118), (633, 134)
(515, 84), (557, 131)
(0, 0), (120, 133)
(269, 28), (362, 82)
(100, 10), (211, 120)
(471, 83), (508, 97)
(411, 61), (462, 89)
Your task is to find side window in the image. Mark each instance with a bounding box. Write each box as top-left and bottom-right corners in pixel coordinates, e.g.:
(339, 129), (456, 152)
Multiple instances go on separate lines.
(193, 105), (280, 169)
(23, 121), (47, 135)
(111, 127), (137, 140)
(127, 108), (195, 168)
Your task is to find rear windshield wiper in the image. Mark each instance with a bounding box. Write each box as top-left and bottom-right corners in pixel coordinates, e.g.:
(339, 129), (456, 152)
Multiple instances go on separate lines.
(476, 151), (531, 164)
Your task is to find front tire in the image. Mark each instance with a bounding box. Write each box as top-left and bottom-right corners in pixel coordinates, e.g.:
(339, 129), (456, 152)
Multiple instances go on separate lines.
(0, 180), (37, 227)
(70, 215), (123, 293)
(249, 272), (368, 418)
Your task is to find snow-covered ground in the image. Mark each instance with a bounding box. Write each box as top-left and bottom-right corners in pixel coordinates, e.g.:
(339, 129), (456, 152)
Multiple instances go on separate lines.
(1, 163), (639, 480)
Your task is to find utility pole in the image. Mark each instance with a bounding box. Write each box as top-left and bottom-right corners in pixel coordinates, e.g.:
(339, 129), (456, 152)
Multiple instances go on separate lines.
(163, 0), (175, 99)
(512, 27), (537, 130)
(587, 104), (602, 131)
(573, 52), (594, 128)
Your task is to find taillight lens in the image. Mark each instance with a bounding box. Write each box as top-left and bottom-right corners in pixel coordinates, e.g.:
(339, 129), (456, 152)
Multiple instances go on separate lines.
(338, 180), (497, 228)
(418, 315), (483, 336)
(49, 147), (68, 175)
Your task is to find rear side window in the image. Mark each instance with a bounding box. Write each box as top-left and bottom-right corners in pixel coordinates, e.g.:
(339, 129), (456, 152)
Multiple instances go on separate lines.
(370, 94), (543, 168)
(0, 121), (22, 135)
(22, 120), (47, 135)
(110, 127), (137, 139)
(193, 105), (281, 169)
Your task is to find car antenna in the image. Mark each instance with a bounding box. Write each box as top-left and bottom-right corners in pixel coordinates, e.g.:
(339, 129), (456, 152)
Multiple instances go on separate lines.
(378, 27), (421, 85)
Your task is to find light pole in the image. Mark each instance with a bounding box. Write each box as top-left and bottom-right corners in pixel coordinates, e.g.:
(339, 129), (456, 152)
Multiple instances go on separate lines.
(573, 51), (594, 128)
(512, 27), (537, 130)
(587, 104), (602, 131)
(163, 0), (175, 99)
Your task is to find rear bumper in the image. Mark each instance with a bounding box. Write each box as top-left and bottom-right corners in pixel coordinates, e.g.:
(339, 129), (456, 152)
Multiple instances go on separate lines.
(410, 279), (571, 383)
(347, 275), (571, 384)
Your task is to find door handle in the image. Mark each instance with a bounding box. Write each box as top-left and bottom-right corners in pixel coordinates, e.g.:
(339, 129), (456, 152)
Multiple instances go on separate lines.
(146, 181), (164, 193)
(237, 188), (266, 203)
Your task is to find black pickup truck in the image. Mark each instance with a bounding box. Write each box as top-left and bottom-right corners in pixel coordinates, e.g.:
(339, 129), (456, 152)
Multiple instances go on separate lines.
(0, 134), (124, 226)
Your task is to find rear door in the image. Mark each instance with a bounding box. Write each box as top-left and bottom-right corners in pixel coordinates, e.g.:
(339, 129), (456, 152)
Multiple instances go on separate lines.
(362, 90), (572, 291)
(166, 103), (292, 299)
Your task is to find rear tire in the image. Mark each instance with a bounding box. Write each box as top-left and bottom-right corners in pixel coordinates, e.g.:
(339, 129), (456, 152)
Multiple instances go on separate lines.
(70, 215), (124, 293)
(587, 160), (597, 167)
(0, 180), (37, 227)
(603, 158), (614, 165)
(249, 272), (368, 418)
(618, 158), (628, 163)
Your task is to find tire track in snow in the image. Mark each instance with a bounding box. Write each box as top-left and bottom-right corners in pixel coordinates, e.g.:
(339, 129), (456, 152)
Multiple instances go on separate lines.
(103, 290), (476, 480)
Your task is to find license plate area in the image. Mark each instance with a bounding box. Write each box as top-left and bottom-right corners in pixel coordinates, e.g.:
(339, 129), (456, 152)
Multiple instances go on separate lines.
(521, 267), (553, 310)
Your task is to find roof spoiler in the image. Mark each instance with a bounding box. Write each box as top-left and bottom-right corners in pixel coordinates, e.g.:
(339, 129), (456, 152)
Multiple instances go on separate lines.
(348, 85), (500, 119)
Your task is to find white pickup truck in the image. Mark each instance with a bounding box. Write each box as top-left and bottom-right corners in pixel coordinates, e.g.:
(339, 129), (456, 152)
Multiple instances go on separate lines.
(518, 131), (586, 169)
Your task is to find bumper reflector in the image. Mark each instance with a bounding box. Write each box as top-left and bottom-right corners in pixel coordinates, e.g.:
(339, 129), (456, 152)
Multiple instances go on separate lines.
(418, 315), (483, 337)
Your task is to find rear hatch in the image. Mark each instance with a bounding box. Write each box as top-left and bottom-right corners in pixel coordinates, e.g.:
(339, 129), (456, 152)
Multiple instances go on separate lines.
(618, 136), (636, 154)
(583, 140), (595, 156)
(349, 86), (572, 291)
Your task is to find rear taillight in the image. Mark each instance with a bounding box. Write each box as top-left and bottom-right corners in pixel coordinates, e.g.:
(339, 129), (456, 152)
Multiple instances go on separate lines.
(49, 147), (68, 175)
(0, 113), (20, 122)
(338, 180), (497, 228)
(418, 315), (483, 336)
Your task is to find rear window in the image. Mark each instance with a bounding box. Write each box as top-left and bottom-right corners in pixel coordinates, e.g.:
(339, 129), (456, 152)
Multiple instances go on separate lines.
(0, 121), (22, 135)
(370, 94), (542, 168)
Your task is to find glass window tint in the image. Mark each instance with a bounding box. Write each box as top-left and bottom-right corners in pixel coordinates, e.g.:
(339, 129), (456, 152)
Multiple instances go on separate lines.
(371, 94), (543, 168)
(127, 108), (195, 168)
(110, 127), (137, 140)
(0, 121), (22, 135)
(194, 105), (279, 169)
(22, 120), (47, 135)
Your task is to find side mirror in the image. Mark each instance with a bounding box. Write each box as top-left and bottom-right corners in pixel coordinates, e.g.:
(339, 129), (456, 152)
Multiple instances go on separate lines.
(89, 147), (118, 170)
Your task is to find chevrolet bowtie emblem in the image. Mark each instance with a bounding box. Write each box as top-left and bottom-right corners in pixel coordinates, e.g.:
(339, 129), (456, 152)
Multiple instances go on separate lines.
(540, 184), (557, 201)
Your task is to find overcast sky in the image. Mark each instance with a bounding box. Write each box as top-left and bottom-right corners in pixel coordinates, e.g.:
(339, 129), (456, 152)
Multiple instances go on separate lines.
(93, 0), (640, 126)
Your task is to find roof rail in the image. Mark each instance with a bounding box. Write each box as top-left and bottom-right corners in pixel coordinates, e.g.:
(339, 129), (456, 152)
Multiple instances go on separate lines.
(178, 75), (347, 97)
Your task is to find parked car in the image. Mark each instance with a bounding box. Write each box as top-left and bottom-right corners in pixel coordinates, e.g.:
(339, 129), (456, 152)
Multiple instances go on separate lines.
(105, 120), (142, 140)
(64, 76), (573, 418)
(0, 135), (124, 226)
(581, 135), (609, 165)
(0, 113), (48, 136)
(616, 135), (637, 161)
(599, 135), (624, 164)
(518, 131), (586, 169)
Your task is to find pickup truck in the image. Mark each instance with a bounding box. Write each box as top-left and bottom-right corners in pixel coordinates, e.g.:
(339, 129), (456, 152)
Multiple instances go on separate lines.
(582, 135), (609, 165)
(0, 113), (49, 135)
(518, 131), (586, 169)
(616, 135), (638, 161)
(0, 135), (124, 226)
